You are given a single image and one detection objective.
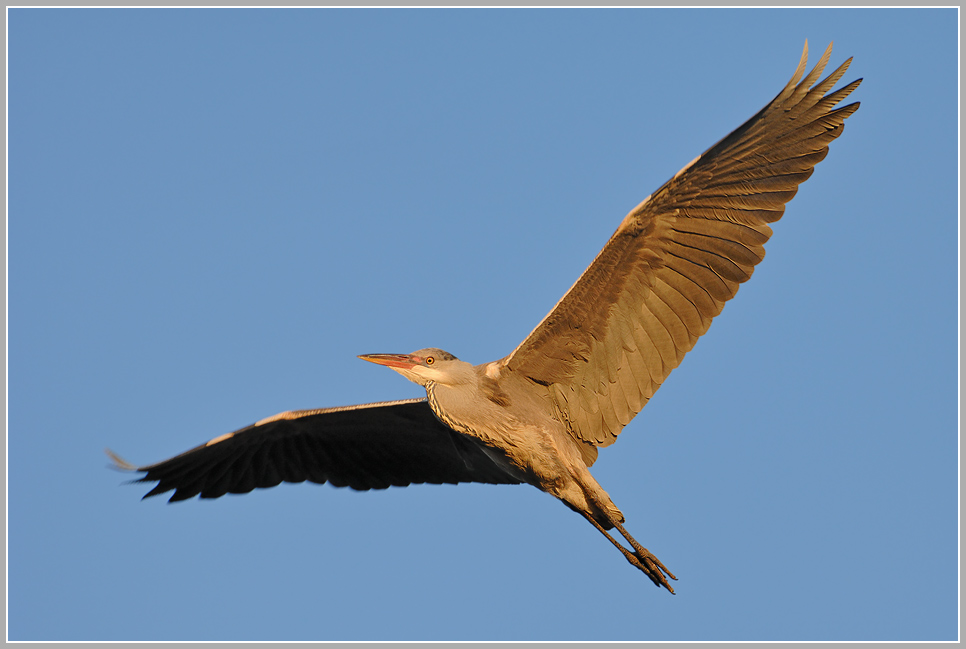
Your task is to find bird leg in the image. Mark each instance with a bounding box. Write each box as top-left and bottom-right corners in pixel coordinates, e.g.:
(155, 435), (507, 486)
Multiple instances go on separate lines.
(580, 512), (676, 594)
(613, 520), (677, 587)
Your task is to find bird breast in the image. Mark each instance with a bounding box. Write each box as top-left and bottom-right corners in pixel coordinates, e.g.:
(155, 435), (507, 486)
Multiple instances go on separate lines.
(424, 379), (583, 491)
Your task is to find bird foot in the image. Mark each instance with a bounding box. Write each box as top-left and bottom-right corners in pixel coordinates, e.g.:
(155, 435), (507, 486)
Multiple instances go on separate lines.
(629, 548), (677, 594)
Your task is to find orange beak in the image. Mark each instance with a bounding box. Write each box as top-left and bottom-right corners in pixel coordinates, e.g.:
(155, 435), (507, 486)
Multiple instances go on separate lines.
(357, 353), (419, 370)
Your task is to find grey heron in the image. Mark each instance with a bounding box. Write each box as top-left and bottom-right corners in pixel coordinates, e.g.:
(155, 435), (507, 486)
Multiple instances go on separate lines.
(109, 42), (861, 594)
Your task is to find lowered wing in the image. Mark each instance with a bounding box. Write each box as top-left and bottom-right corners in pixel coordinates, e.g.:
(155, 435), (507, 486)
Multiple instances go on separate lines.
(109, 398), (523, 502)
(503, 42), (861, 452)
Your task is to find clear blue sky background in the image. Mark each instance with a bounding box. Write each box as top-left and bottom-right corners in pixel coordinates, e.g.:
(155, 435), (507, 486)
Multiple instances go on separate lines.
(8, 8), (958, 642)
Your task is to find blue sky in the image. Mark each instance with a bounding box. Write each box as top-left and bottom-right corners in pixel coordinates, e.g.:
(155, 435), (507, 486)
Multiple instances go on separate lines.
(8, 7), (958, 642)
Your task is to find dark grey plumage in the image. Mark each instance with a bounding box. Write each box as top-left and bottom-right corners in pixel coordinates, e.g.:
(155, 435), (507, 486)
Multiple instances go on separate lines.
(110, 399), (521, 501)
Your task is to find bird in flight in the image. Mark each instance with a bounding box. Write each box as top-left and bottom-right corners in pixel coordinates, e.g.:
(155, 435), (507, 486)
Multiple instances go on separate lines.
(109, 42), (860, 594)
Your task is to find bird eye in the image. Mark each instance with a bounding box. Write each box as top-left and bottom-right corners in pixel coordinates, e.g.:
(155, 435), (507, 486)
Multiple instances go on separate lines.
(425, 356), (435, 365)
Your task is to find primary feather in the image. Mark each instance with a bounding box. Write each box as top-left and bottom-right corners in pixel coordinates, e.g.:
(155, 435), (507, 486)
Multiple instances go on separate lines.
(503, 41), (860, 453)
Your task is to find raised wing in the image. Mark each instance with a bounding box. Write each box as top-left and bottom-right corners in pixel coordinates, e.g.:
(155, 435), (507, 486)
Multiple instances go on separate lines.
(109, 398), (523, 502)
(504, 42), (861, 452)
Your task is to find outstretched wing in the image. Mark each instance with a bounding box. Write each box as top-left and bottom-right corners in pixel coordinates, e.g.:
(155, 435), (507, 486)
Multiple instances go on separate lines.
(109, 398), (523, 502)
(503, 42), (861, 451)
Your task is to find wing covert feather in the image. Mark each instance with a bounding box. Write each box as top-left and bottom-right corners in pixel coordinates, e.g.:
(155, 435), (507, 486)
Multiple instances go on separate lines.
(503, 42), (860, 452)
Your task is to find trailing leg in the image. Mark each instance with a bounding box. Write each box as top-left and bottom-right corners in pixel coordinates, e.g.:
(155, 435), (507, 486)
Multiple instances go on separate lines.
(613, 520), (677, 586)
(579, 511), (676, 593)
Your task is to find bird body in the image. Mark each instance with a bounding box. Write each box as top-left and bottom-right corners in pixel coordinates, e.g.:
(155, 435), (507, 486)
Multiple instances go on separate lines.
(109, 42), (861, 594)
(419, 355), (624, 528)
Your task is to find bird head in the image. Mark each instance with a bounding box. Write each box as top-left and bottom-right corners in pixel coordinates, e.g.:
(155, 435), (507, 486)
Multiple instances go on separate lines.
(358, 348), (471, 387)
